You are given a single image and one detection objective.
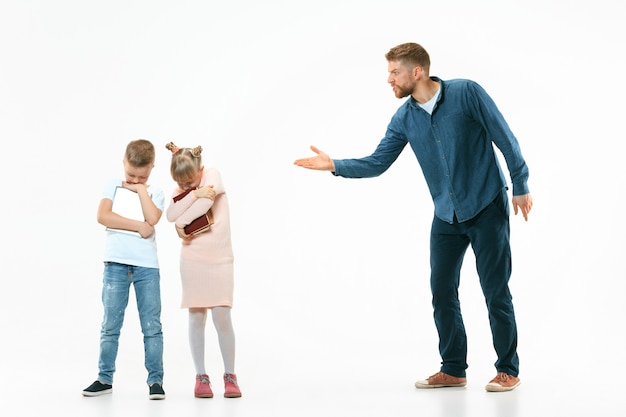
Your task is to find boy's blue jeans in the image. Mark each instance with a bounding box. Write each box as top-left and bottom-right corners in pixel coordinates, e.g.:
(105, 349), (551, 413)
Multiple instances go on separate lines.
(430, 189), (519, 378)
(97, 262), (164, 386)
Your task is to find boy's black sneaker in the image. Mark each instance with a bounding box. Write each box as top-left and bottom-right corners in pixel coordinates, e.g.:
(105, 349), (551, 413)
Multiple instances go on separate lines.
(82, 380), (113, 397)
(149, 383), (166, 400)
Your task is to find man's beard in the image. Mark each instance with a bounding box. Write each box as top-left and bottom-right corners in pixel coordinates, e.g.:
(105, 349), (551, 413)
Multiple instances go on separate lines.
(394, 84), (413, 99)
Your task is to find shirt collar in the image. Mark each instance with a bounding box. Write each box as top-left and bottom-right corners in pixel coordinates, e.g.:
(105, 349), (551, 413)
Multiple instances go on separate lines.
(407, 76), (443, 109)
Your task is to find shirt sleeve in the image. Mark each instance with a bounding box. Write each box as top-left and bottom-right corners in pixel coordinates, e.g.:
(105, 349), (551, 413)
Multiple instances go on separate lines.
(468, 82), (530, 195)
(102, 178), (122, 201)
(333, 122), (408, 178)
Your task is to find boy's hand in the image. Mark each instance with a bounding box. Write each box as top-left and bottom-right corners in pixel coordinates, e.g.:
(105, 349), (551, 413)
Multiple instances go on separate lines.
(137, 221), (155, 238)
(194, 185), (216, 200)
(122, 181), (147, 193)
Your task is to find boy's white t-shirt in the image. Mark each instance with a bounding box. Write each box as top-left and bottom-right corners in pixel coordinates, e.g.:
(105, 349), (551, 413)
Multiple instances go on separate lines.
(101, 178), (165, 269)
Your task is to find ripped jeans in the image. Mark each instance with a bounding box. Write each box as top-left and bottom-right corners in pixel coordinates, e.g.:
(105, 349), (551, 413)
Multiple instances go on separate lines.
(97, 262), (164, 385)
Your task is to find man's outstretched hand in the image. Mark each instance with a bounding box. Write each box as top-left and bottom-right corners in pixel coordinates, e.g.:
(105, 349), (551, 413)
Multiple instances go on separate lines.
(293, 145), (335, 171)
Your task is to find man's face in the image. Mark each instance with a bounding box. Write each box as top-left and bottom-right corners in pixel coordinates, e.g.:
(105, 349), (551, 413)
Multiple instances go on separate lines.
(123, 159), (152, 184)
(387, 60), (416, 99)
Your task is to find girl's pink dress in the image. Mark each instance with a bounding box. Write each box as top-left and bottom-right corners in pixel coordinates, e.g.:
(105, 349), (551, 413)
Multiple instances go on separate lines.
(166, 167), (234, 308)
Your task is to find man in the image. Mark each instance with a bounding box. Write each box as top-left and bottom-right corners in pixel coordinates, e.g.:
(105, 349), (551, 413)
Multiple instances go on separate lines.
(293, 42), (532, 392)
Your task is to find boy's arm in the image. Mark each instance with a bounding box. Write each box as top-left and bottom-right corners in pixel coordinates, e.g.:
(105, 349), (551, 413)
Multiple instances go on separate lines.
(124, 182), (162, 226)
(97, 197), (154, 237)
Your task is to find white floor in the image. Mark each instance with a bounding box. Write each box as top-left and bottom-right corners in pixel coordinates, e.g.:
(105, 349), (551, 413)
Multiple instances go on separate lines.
(5, 363), (623, 417)
(3, 276), (624, 417)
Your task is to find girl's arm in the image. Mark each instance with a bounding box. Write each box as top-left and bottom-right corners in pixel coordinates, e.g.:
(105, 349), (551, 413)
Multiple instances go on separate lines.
(166, 168), (225, 226)
(166, 188), (194, 222)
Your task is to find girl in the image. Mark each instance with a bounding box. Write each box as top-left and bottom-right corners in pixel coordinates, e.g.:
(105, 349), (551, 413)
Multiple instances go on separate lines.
(165, 142), (241, 398)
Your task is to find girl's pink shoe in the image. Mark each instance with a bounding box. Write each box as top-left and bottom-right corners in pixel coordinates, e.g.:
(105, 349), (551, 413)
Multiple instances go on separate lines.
(223, 373), (242, 398)
(194, 374), (213, 398)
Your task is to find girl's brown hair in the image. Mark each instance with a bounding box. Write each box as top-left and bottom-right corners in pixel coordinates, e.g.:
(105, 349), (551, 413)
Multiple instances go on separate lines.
(165, 141), (203, 184)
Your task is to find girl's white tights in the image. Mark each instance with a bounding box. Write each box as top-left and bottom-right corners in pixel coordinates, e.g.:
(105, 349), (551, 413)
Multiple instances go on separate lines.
(189, 307), (236, 375)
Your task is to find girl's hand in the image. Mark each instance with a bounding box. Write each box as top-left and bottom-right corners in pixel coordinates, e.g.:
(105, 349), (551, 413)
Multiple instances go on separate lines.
(194, 185), (216, 200)
(175, 224), (193, 240)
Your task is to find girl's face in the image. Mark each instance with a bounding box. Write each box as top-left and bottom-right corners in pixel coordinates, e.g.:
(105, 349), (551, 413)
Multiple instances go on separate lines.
(177, 166), (204, 191)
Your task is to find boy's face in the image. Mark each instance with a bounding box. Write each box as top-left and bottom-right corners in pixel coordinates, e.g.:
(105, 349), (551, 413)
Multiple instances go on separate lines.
(123, 159), (153, 184)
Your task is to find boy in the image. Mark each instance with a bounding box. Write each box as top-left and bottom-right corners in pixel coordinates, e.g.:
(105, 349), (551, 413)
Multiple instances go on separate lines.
(82, 139), (166, 399)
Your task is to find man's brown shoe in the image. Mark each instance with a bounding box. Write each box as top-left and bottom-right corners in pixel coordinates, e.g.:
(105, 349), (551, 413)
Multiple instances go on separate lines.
(415, 372), (467, 389)
(485, 372), (520, 392)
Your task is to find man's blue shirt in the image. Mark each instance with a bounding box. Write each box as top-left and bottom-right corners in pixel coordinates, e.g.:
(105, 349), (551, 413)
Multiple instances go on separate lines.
(332, 77), (530, 223)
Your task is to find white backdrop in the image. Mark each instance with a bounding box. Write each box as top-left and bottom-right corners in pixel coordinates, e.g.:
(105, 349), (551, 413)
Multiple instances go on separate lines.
(1, 1), (624, 416)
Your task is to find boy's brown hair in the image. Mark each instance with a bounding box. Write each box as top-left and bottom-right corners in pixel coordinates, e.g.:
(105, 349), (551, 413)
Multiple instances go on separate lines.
(125, 139), (156, 167)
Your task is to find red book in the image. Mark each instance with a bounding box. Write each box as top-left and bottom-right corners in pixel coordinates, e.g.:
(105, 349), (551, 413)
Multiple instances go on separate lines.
(173, 189), (214, 235)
